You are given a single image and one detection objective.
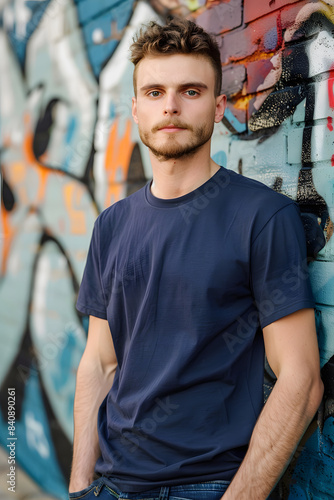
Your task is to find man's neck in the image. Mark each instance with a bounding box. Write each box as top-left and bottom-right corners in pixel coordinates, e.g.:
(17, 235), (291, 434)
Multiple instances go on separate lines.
(149, 149), (220, 200)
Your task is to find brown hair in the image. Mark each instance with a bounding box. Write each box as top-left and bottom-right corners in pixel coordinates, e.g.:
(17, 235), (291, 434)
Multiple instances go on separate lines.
(130, 17), (222, 96)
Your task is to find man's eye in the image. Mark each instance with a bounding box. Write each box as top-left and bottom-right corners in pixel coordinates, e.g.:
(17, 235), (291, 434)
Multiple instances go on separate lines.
(185, 90), (198, 96)
(148, 91), (161, 97)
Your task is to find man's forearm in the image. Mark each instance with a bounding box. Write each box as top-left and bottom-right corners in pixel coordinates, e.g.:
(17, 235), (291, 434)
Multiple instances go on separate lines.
(223, 372), (323, 500)
(69, 358), (115, 492)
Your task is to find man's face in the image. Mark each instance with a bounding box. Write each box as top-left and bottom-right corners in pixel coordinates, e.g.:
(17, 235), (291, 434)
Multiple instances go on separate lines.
(132, 54), (225, 161)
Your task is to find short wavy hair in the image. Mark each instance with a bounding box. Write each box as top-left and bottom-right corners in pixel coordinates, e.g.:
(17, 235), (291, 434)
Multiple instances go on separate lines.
(130, 17), (222, 97)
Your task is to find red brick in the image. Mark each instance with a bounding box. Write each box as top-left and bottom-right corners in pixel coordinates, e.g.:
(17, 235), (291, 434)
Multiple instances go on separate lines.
(222, 64), (246, 96)
(220, 2), (315, 69)
(244, 0), (301, 24)
(246, 58), (275, 93)
(219, 28), (257, 64)
(219, 12), (279, 64)
(247, 7), (311, 51)
(196, 0), (242, 34)
(246, 12), (279, 52)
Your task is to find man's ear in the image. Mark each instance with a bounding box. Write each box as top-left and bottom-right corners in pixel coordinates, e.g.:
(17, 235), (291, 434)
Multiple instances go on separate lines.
(215, 94), (227, 123)
(132, 97), (138, 124)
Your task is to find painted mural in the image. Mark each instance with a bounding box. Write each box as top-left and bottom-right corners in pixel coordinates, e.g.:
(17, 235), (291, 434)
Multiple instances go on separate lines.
(0, 0), (333, 498)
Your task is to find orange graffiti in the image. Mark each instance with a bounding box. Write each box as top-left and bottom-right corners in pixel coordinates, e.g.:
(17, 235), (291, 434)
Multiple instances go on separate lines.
(104, 119), (134, 208)
(63, 184), (87, 235)
(227, 50), (275, 66)
(12, 161), (26, 183)
(11, 161), (29, 205)
(232, 94), (254, 111)
(33, 164), (49, 206)
(0, 203), (16, 275)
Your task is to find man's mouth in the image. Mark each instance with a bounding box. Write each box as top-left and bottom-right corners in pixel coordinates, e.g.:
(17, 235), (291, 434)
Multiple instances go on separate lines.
(151, 120), (191, 133)
(160, 125), (185, 131)
(157, 124), (188, 132)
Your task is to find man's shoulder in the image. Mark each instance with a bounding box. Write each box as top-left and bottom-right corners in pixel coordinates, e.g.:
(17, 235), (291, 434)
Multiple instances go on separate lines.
(218, 168), (300, 240)
(224, 168), (295, 213)
(96, 183), (148, 225)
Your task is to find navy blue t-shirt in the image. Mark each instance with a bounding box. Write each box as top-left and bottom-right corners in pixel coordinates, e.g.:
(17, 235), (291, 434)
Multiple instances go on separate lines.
(76, 167), (314, 491)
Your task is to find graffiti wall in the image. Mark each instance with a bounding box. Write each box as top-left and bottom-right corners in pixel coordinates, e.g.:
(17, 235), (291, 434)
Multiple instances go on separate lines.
(0, 0), (333, 498)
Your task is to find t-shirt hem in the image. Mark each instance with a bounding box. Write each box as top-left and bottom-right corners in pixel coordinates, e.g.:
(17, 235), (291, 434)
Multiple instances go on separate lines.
(260, 300), (315, 329)
(76, 302), (107, 320)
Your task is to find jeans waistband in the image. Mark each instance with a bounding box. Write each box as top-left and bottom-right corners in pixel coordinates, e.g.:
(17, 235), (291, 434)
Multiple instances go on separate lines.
(98, 478), (230, 499)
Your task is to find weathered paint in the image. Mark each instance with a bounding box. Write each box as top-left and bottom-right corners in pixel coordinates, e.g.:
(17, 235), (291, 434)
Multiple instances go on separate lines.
(0, 1), (334, 498)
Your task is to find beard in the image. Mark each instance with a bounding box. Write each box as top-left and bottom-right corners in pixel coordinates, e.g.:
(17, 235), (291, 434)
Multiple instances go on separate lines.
(138, 119), (214, 161)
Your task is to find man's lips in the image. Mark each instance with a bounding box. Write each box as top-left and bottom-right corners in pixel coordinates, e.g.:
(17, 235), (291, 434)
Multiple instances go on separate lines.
(152, 122), (192, 133)
(158, 125), (187, 132)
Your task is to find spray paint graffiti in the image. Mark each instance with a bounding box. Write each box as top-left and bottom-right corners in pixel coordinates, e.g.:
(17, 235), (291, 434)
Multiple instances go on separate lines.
(0, 0), (333, 498)
(0, 0), (153, 497)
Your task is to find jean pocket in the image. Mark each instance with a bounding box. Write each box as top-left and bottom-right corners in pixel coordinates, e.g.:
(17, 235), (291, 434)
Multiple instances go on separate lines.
(69, 479), (99, 499)
(169, 481), (230, 500)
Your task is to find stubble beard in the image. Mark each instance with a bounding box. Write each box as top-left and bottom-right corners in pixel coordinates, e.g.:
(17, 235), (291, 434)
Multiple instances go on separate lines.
(139, 122), (214, 162)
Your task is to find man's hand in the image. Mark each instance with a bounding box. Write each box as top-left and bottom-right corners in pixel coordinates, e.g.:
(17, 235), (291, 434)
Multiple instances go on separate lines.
(69, 316), (117, 493)
(222, 308), (323, 499)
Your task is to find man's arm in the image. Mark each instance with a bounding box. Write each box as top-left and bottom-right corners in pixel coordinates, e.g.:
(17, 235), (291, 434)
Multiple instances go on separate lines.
(223, 308), (324, 500)
(69, 316), (117, 493)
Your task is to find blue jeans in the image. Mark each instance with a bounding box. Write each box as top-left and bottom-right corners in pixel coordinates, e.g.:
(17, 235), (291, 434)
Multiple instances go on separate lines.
(69, 478), (230, 500)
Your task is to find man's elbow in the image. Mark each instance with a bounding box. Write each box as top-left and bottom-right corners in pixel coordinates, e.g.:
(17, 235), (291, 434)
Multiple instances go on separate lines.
(306, 373), (324, 418)
(77, 349), (117, 384)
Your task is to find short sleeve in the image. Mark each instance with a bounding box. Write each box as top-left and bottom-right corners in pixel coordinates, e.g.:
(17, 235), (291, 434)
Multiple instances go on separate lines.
(250, 202), (315, 329)
(76, 220), (107, 319)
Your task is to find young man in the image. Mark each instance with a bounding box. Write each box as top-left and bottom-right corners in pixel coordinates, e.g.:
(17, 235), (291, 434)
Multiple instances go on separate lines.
(69, 18), (323, 500)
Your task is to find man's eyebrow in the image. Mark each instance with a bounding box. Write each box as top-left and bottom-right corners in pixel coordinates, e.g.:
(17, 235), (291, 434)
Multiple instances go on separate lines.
(139, 84), (161, 92)
(179, 82), (208, 90)
(139, 82), (209, 92)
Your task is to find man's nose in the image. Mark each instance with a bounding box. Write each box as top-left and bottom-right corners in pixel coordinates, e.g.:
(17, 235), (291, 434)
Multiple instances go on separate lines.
(163, 92), (180, 115)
